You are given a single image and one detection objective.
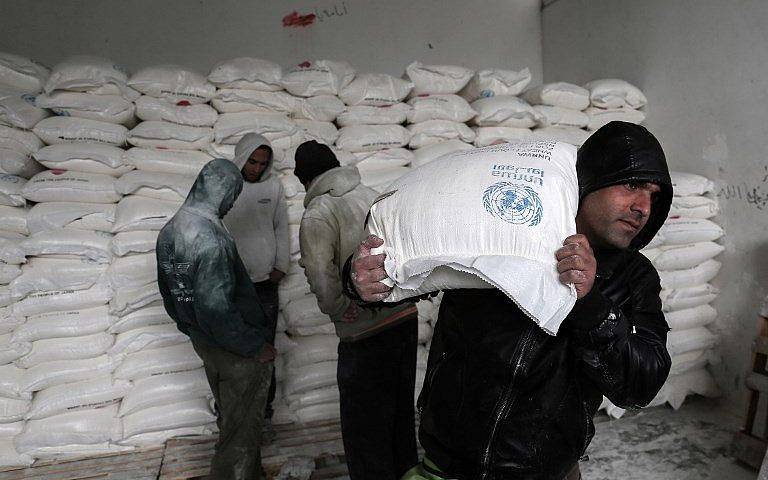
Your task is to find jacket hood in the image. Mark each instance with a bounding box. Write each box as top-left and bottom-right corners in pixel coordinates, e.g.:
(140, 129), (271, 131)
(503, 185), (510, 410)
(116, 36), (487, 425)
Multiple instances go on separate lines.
(576, 121), (673, 250)
(182, 158), (243, 220)
(232, 133), (274, 182)
(303, 166), (361, 208)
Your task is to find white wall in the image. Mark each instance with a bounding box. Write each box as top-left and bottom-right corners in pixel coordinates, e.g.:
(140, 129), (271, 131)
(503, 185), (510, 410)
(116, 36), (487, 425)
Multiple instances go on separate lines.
(0, 0), (542, 80)
(543, 0), (768, 411)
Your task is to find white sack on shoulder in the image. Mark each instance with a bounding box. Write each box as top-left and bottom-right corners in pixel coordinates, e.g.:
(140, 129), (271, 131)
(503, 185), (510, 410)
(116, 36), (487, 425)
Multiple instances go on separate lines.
(339, 73), (413, 106)
(32, 117), (128, 146)
(134, 96), (217, 127)
(459, 68), (532, 102)
(281, 60), (355, 97)
(0, 174), (25, 207)
(584, 79), (647, 109)
(11, 306), (114, 343)
(109, 303), (173, 334)
(522, 83), (590, 110)
(112, 196), (182, 233)
(27, 201), (115, 234)
(35, 92), (134, 125)
(113, 343), (203, 381)
(367, 141), (579, 335)
(110, 230), (159, 257)
(292, 95), (345, 122)
(208, 57), (282, 91)
(22, 170), (121, 203)
(128, 65), (216, 104)
(33, 143), (132, 177)
(471, 96), (542, 128)
(118, 368), (209, 417)
(11, 256), (108, 299)
(124, 147), (213, 176)
(26, 376), (130, 420)
(12, 282), (113, 317)
(407, 94), (476, 123)
(336, 103), (410, 126)
(336, 124), (410, 153)
(405, 62), (473, 95)
(128, 121), (213, 150)
(14, 404), (122, 454)
(0, 52), (49, 93)
(0, 88), (49, 129)
(408, 120), (475, 149)
(20, 228), (113, 262)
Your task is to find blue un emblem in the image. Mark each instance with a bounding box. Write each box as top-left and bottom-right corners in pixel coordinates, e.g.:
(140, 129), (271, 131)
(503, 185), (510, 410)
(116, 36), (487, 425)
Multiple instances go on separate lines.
(482, 182), (543, 226)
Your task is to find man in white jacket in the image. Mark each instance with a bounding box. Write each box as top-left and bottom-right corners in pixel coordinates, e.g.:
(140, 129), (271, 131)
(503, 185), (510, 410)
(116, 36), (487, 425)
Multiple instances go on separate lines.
(225, 132), (290, 418)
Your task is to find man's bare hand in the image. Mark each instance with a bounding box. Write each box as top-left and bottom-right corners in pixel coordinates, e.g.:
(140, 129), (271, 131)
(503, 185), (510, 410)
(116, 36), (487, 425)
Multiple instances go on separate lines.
(555, 234), (597, 299)
(258, 343), (277, 363)
(351, 235), (392, 302)
(342, 302), (358, 323)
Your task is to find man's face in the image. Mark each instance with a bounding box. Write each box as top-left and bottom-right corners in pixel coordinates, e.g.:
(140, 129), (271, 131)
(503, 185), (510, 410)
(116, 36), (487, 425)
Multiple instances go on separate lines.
(576, 182), (661, 250)
(242, 148), (270, 183)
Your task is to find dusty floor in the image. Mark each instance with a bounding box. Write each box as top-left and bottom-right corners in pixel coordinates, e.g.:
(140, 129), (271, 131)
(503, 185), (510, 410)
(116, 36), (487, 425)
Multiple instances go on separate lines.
(581, 396), (757, 480)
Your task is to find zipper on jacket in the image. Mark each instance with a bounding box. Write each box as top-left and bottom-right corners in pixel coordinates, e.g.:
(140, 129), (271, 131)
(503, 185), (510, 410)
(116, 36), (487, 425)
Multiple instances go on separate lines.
(479, 326), (538, 480)
(418, 351), (450, 416)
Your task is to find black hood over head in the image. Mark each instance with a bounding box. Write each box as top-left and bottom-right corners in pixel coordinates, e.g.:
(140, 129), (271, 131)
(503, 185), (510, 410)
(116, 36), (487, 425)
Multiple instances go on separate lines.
(576, 121), (673, 250)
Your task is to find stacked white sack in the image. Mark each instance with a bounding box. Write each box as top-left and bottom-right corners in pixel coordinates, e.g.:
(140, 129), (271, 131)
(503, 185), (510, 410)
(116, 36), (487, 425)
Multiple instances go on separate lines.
(0, 52), (50, 179)
(336, 72), (413, 192)
(516, 82), (591, 147)
(601, 172), (723, 419)
(583, 79), (647, 132)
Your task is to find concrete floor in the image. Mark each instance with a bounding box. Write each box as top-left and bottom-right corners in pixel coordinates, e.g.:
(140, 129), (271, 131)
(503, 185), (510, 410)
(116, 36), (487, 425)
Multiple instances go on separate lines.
(582, 396), (757, 480)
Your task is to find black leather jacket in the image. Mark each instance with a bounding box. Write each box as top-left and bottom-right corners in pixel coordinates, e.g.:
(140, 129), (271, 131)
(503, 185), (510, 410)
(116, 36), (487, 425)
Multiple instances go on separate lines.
(419, 249), (670, 479)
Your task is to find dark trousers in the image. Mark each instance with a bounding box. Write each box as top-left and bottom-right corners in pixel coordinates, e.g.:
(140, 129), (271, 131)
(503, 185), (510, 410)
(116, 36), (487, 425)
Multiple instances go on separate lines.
(337, 318), (419, 480)
(192, 341), (273, 480)
(253, 280), (278, 417)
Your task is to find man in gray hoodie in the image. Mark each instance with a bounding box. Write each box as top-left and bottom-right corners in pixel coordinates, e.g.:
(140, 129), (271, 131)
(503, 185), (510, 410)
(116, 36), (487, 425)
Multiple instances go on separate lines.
(157, 159), (276, 480)
(225, 133), (290, 418)
(294, 140), (419, 480)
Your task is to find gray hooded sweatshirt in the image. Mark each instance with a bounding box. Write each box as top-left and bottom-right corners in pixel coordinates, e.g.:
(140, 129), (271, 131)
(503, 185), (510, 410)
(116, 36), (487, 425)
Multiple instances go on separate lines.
(157, 159), (269, 357)
(224, 133), (290, 282)
(300, 166), (415, 341)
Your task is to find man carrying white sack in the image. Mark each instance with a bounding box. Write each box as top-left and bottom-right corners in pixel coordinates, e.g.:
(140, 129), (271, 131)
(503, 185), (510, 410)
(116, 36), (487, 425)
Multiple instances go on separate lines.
(293, 140), (420, 480)
(156, 159), (276, 480)
(225, 132), (290, 420)
(346, 122), (674, 480)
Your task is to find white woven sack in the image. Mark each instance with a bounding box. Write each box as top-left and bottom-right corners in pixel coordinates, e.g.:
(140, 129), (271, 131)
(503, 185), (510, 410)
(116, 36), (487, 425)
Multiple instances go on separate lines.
(0, 288), (14, 309)
(44, 56), (129, 95)
(0, 364), (28, 399)
(115, 170), (194, 202)
(354, 148), (413, 171)
(471, 96), (542, 128)
(281, 60), (355, 97)
(26, 376), (130, 420)
(532, 127), (591, 147)
(0, 174), (25, 207)
(367, 142), (579, 334)
(660, 284), (719, 313)
(459, 68), (532, 102)
(21, 354), (116, 393)
(0, 52), (49, 93)
(642, 241), (723, 271)
(336, 124), (410, 152)
(408, 120), (475, 149)
(16, 332), (114, 368)
(113, 343), (203, 381)
(0, 88), (49, 129)
(279, 173), (305, 199)
(659, 259), (721, 290)
(112, 196), (182, 233)
(11, 305), (114, 343)
(0, 435), (33, 467)
(473, 127), (535, 148)
(27, 201), (115, 234)
(287, 386), (339, 411)
(0, 397), (29, 425)
(670, 196), (718, 219)
(121, 398), (214, 439)
(107, 252), (156, 290)
(405, 62), (473, 95)
(419, 322), (433, 343)
(211, 89), (297, 114)
(359, 166), (411, 193)
(284, 361), (338, 396)
(0, 128), (45, 178)
(336, 103), (410, 127)
(406, 94), (476, 123)
(411, 139), (474, 168)
(533, 105), (590, 128)
(110, 230), (159, 257)
(109, 303), (172, 334)
(124, 147), (212, 176)
(657, 218), (723, 245)
(128, 121), (213, 150)
(667, 327), (718, 357)
(208, 57), (282, 91)
(0, 333), (30, 366)
(118, 425), (214, 447)
(293, 403), (340, 424)
(128, 65), (216, 104)
(283, 295), (330, 330)
(134, 95), (217, 127)
(214, 111), (298, 146)
(584, 79), (647, 109)
(294, 119), (338, 145)
(293, 95), (345, 122)
(670, 172), (715, 196)
(522, 83), (590, 110)
(665, 304), (717, 331)
(14, 404), (122, 454)
(35, 92), (134, 124)
(0, 239), (24, 266)
(32, 117), (128, 146)
(22, 170), (120, 203)
(109, 324), (187, 357)
(278, 273), (311, 307)
(13, 282), (113, 317)
(0, 264), (21, 285)
(585, 107), (645, 131)
(20, 228), (113, 263)
(33, 143), (132, 177)
(11, 256), (108, 300)
(203, 143), (237, 161)
(339, 73), (413, 106)
(118, 368), (209, 417)
(110, 282), (161, 316)
(286, 335), (339, 369)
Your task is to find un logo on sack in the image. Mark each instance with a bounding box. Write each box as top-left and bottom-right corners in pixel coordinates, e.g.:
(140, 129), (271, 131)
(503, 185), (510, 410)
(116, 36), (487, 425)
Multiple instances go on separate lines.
(483, 182), (543, 226)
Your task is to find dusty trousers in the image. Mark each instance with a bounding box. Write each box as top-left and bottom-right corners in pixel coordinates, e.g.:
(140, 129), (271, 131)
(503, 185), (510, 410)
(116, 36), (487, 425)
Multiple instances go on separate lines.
(254, 280), (279, 417)
(337, 318), (419, 480)
(192, 341), (273, 480)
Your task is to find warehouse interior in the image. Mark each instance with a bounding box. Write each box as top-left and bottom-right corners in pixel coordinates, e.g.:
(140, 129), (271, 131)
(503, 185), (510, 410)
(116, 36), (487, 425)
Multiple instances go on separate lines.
(0, 0), (766, 478)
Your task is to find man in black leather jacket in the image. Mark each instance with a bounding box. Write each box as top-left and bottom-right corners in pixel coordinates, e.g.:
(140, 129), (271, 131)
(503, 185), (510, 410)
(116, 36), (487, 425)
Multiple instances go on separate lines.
(345, 121), (674, 480)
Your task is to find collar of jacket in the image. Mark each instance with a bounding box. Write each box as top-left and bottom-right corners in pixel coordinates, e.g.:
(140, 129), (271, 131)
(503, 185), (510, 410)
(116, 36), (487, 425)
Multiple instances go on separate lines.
(303, 166), (361, 208)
